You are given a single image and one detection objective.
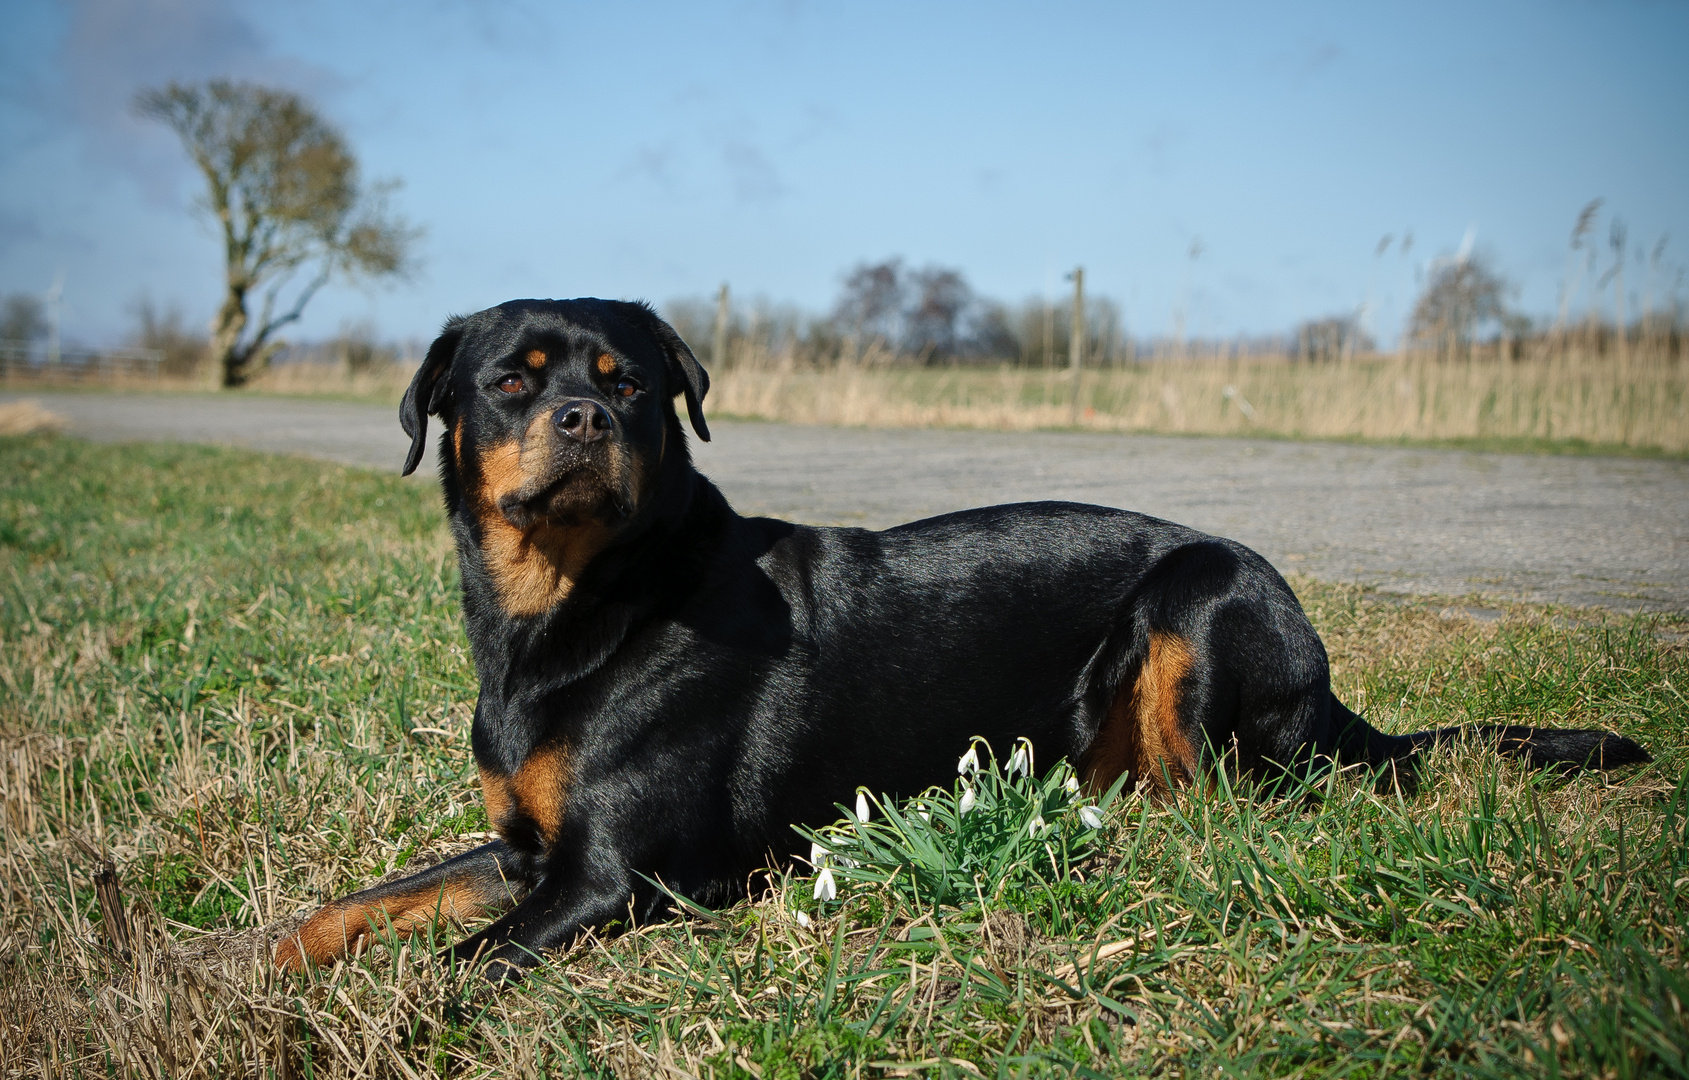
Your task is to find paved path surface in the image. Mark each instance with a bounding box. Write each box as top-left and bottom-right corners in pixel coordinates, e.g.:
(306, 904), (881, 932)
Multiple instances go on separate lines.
(7, 390), (1686, 613)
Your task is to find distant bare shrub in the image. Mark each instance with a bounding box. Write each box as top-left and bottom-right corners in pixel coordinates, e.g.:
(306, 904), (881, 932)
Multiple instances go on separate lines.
(1, 294), (46, 348)
(132, 297), (207, 377)
(904, 265), (972, 360)
(834, 258), (906, 349)
(827, 259), (1059, 362)
(1291, 315), (1374, 362)
(1408, 253), (1511, 358)
(332, 322), (397, 374)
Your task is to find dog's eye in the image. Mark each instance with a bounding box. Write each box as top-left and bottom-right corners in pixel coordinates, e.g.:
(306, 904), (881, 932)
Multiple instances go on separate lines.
(614, 380), (638, 398)
(497, 375), (525, 395)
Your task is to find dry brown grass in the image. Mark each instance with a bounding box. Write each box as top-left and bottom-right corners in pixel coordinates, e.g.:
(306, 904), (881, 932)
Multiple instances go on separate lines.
(0, 401), (68, 437)
(708, 348), (1688, 453)
(1, 359), (413, 402)
(246, 360), (421, 401)
(14, 343), (1683, 455)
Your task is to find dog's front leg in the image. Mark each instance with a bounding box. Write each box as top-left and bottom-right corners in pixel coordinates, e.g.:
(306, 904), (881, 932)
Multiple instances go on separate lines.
(275, 839), (533, 971)
(443, 846), (636, 980)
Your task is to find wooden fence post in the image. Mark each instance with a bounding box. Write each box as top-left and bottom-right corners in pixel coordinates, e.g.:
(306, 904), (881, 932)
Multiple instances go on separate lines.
(712, 283), (731, 369)
(1067, 267), (1084, 423)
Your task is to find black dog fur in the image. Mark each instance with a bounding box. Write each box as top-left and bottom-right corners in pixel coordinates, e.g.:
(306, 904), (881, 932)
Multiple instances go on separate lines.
(274, 298), (1649, 976)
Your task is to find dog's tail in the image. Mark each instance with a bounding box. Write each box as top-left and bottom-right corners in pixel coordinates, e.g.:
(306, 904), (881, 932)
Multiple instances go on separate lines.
(1329, 694), (1650, 780)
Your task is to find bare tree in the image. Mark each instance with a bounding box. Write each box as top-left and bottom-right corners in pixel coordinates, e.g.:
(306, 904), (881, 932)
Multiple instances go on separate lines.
(904, 266), (972, 360)
(1, 295), (47, 348)
(1407, 253), (1510, 358)
(132, 297), (208, 377)
(964, 299), (1020, 360)
(1290, 315), (1374, 362)
(135, 80), (416, 387)
(833, 259), (905, 347)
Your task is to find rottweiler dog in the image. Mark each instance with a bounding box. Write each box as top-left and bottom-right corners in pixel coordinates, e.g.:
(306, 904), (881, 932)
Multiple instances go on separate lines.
(273, 298), (1648, 977)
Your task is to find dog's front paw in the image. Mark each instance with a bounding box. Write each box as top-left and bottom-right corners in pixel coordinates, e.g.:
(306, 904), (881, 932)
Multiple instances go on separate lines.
(443, 932), (545, 983)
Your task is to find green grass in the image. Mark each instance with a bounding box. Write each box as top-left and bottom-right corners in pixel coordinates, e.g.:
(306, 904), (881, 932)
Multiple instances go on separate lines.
(0, 433), (1684, 1078)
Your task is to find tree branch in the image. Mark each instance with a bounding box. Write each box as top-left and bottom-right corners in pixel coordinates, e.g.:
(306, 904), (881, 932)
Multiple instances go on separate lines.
(251, 266), (331, 350)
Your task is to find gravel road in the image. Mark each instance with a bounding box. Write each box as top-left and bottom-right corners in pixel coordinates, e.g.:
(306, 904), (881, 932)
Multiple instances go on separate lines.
(7, 390), (1685, 613)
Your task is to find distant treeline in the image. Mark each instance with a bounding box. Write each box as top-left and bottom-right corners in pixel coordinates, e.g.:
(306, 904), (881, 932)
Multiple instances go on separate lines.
(664, 254), (1686, 370)
(5, 208), (1683, 377)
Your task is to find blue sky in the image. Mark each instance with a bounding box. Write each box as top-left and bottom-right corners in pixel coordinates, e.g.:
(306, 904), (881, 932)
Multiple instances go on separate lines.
(2, 0), (1685, 348)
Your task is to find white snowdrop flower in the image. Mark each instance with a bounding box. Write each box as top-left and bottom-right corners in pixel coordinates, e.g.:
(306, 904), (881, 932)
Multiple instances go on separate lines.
(809, 842), (829, 867)
(1064, 776), (1081, 795)
(813, 867), (837, 902)
(794, 910), (811, 928)
(1007, 742), (1031, 778)
(855, 790), (871, 823)
(959, 786), (977, 814)
(957, 746), (980, 774)
(1078, 805), (1105, 830)
(1028, 814), (1046, 837)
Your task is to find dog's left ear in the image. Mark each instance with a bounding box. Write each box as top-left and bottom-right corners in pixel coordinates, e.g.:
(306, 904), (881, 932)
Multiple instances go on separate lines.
(626, 302), (710, 442)
(400, 316), (466, 475)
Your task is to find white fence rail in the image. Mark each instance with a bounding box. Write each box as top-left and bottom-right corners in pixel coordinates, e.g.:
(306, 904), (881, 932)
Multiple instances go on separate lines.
(0, 343), (165, 383)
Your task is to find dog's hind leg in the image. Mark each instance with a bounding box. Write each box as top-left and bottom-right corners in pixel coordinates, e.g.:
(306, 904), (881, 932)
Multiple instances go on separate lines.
(273, 840), (530, 971)
(1082, 540), (1339, 798)
(1080, 628), (1202, 801)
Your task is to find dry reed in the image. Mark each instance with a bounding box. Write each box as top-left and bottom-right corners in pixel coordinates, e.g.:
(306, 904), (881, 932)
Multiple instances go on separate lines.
(12, 341), (1683, 454)
(246, 360), (422, 400)
(709, 347), (1687, 453)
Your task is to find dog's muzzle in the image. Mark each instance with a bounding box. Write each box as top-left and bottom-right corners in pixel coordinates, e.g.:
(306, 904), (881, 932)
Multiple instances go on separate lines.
(554, 399), (612, 444)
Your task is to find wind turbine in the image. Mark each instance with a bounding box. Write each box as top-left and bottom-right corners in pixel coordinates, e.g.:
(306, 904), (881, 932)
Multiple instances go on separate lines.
(1456, 225), (1476, 264)
(44, 270), (64, 368)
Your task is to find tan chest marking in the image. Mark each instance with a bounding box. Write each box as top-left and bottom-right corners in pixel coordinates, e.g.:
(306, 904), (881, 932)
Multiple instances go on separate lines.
(1081, 631), (1196, 800)
(480, 741), (571, 849)
(471, 421), (608, 617)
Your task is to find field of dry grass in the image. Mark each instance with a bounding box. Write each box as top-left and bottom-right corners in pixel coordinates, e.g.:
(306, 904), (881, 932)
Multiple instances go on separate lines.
(706, 350), (1687, 455)
(246, 359), (430, 402)
(7, 342), (1683, 455)
(1, 434), (1684, 1077)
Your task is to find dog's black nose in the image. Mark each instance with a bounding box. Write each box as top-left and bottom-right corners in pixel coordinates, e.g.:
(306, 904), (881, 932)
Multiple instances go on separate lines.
(554, 399), (612, 443)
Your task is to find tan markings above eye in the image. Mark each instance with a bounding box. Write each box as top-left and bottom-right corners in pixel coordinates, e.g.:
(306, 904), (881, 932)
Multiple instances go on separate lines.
(525, 349), (547, 368)
(596, 353), (617, 375)
(498, 375), (525, 394)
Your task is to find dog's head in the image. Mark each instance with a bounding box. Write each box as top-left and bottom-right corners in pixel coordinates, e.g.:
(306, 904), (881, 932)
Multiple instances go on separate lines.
(400, 298), (710, 617)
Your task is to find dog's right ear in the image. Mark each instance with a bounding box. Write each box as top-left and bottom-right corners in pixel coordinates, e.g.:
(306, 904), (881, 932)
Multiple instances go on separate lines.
(616, 301), (710, 442)
(400, 317), (466, 476)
